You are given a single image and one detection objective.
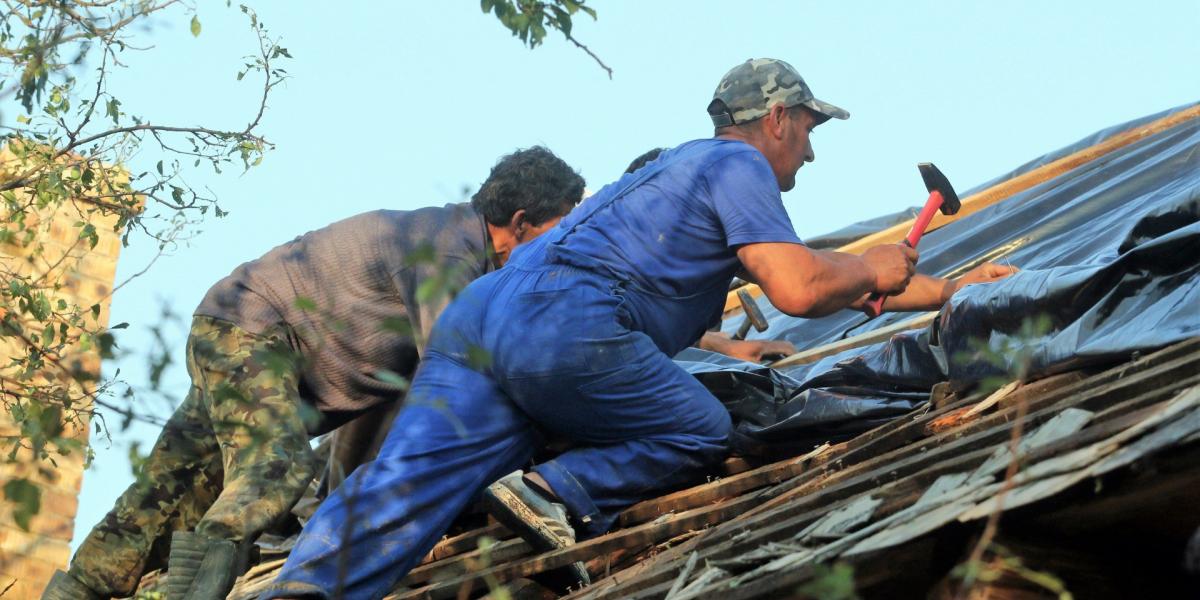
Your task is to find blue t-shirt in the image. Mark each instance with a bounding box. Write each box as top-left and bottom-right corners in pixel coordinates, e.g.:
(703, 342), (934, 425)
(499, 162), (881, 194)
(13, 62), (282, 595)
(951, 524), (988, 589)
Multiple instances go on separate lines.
(543, 138), (804, 355)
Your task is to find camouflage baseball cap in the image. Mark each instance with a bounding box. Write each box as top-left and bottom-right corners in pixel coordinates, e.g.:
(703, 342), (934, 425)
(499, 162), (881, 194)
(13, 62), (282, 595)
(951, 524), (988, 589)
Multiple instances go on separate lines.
(708, 58), (849, 128)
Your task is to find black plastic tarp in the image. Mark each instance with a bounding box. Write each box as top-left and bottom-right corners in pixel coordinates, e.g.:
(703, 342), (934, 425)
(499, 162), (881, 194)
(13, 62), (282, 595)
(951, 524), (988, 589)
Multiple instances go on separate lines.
(680, 102), (1200, 456)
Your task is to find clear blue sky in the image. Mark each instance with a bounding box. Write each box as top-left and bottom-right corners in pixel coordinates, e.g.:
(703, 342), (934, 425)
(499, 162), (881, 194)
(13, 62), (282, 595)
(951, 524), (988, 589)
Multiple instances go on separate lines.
(72, 1), (1199, 548)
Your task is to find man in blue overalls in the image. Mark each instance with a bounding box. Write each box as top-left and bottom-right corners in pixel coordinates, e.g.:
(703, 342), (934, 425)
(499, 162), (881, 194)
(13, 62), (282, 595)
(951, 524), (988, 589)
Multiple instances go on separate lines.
(262, 58), (1016, 599)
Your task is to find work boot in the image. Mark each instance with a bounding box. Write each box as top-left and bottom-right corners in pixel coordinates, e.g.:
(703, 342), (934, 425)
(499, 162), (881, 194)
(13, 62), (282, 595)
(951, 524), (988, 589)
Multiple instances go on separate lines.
(484, 471), (590, 588)
(41, 570), (103, 600)
(167, 531), (241, 600)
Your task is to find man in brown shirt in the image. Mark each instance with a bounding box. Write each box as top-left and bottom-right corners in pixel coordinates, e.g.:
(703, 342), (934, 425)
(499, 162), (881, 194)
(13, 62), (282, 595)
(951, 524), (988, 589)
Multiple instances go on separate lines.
(44, 147), (585, 600)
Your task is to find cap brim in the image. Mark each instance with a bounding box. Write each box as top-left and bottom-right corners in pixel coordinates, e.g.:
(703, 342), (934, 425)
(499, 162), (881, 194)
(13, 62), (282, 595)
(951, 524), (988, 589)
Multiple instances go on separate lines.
(803, 98), (850, 125)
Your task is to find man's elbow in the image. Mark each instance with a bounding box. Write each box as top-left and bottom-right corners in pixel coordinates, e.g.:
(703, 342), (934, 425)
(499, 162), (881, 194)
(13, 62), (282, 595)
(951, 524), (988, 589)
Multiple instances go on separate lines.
(767, 288), (822, 318)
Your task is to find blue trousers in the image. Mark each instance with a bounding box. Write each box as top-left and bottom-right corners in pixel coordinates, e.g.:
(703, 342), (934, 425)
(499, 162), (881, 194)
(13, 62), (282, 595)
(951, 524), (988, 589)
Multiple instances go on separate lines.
(260, 261), (731, 600)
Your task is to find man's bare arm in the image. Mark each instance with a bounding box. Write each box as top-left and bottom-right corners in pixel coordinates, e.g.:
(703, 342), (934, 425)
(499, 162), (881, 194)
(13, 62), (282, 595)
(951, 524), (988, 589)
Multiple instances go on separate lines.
(848, 263), (1020, 312)
(736, 242), (917, 318)
(698, 331), (798, 362)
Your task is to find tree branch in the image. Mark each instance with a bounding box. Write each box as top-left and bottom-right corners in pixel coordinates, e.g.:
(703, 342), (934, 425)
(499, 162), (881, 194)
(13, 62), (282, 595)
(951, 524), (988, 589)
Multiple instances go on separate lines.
(564, 31), (611, 79)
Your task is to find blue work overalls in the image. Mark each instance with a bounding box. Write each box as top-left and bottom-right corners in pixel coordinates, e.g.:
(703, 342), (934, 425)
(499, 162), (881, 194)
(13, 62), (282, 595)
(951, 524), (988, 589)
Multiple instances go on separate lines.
(261, 159), (733, 600)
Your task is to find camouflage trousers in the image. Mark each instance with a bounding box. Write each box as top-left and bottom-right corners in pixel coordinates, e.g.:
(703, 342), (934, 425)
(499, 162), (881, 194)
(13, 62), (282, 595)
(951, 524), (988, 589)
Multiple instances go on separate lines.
(68, 316), (319, 597)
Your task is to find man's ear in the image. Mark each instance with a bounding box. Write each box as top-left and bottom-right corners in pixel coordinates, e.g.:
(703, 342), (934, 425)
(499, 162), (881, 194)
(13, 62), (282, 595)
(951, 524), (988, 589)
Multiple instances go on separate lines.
(765, 104), (789, 140)
(509, 208), (529, 237)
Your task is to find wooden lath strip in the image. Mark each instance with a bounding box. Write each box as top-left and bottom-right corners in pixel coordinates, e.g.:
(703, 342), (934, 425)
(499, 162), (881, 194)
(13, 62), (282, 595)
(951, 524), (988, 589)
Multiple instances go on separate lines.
(587, 375), (1199, 600)
(401, 340), (1200, 600)
(572, 338), (1200, 599)
(399, 343), (1198, 593)
(644, 384), (1200, 600)
(767, 310), (937, 369)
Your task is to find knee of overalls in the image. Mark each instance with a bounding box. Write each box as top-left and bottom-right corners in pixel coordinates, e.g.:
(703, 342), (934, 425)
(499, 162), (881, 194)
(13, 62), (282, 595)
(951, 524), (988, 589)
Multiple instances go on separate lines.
(688, 398), (734, 462)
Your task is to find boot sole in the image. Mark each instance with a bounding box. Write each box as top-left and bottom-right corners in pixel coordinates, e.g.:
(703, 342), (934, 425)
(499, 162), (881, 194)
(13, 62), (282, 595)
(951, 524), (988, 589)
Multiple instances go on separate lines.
(483, 484), (591, 589)
(483, 484), (569, 553)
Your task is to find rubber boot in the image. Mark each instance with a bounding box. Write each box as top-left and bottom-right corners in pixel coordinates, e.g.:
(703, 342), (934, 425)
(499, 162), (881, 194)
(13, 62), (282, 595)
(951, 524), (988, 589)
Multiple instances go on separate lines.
(41, 570), (103, 600)
(167, 531), (241, 600)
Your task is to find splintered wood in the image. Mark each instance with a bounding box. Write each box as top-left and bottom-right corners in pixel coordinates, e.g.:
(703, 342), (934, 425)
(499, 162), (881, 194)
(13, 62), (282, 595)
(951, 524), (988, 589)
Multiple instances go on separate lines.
(218, 337), (1200, 600)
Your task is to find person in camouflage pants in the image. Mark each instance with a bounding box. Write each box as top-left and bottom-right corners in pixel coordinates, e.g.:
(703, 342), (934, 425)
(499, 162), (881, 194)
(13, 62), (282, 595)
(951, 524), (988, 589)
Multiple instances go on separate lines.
(67, 317), (317, 597)
(44, 147), (589, 600)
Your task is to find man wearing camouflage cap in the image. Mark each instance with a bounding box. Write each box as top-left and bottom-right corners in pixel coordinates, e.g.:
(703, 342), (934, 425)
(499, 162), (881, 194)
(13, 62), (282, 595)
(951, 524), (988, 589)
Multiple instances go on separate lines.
(262, 59), (1014, 599)
(709, 57), (850, 128)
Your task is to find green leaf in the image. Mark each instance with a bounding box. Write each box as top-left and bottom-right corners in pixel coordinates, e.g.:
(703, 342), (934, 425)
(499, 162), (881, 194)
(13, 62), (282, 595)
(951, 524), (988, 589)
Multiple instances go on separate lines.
(190, 15), (202, 37)
(110, 322), (129, 330)
(29, 294), (51, 320)
(105, 98), (121, 125)
(97, 332), (117, 359)
(3, 479), (41, 531)
(374, 369), (410, 390)
(796, 562), (858, 600)
(416, 278), (441, 303)
(79, 223), (98, 248)
(293, 296), (317, 311)
(380, 316), (413, 336)
(466, 345), (493, 370)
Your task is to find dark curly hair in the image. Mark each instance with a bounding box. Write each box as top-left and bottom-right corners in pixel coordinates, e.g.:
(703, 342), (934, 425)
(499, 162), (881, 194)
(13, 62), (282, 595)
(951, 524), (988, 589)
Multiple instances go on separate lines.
(625, 147), (666, 175)
(472, 146), (584, 226)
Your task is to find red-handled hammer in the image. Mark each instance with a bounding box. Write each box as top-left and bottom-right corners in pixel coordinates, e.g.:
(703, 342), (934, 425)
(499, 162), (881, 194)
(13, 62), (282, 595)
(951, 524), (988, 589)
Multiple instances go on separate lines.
(863, 162), (961, 317)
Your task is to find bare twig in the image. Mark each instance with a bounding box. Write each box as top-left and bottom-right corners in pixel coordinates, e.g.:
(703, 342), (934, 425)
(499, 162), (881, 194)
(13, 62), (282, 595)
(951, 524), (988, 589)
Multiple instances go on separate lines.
(955, 391), (1030, 598)
(564, 31), (611, 79)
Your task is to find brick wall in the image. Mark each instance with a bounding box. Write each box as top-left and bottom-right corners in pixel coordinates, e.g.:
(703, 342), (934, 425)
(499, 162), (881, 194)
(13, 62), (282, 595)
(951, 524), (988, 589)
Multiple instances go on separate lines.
(0, 165), (124, 599)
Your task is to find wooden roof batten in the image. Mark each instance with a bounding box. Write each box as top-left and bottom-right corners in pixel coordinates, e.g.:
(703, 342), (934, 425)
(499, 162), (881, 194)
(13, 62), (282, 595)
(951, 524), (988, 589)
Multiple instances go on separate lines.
(214, 338), (1200, 599)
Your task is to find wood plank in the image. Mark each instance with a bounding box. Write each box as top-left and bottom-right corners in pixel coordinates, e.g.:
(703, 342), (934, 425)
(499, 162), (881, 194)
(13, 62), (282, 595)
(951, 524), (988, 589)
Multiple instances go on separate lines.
(576, 352), (1200, 599)
(237, 342), (1200, 600)
(592, 442), (1008, 600)
(748, 347), (1200, 521)
(1026, 443), (1200, 538)
(402, 537), (531, 586)
(608, 380), (1195, 600)
(617, 444), (829, 527)
(421, 522), (510, 565)
(576, 341), (1200, 599)
(767, 311), (937, 369)
(614, 380), (982, 532)
(926, 372), (1088, 435)
(392, 495), (763, 599)
(723, 103), (1200, 314)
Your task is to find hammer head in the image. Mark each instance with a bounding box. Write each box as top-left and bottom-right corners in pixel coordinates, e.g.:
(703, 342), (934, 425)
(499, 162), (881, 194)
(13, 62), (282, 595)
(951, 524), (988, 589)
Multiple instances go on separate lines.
(736, 289), (769, 333)
(918, 163), (961, 215)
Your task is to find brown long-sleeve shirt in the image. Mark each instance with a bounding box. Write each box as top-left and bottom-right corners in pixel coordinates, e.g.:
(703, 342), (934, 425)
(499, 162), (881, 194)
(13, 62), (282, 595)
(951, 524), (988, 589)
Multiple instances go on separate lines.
(194, 203), (491, 426)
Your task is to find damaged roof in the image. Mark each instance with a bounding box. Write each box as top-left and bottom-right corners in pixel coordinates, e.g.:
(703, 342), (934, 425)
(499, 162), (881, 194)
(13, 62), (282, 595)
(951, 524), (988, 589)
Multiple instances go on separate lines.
(207, 102), (1200, 599)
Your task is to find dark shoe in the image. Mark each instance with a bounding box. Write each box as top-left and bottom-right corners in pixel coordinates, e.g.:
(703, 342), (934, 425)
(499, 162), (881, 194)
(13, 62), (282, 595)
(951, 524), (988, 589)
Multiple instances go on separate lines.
(483, 471), (590, 587)
(41, 570), (103, 600)
(167, 531), (240, 600)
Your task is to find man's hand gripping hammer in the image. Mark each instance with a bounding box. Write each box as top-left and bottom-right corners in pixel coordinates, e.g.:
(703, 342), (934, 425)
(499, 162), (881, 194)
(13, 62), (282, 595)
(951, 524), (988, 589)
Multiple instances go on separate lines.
(863, 163), (962, 317)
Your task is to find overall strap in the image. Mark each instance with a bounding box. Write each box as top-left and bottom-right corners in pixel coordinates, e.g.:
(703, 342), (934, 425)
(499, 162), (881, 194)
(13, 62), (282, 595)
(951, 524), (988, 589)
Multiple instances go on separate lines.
(554, 150), (675, 240)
